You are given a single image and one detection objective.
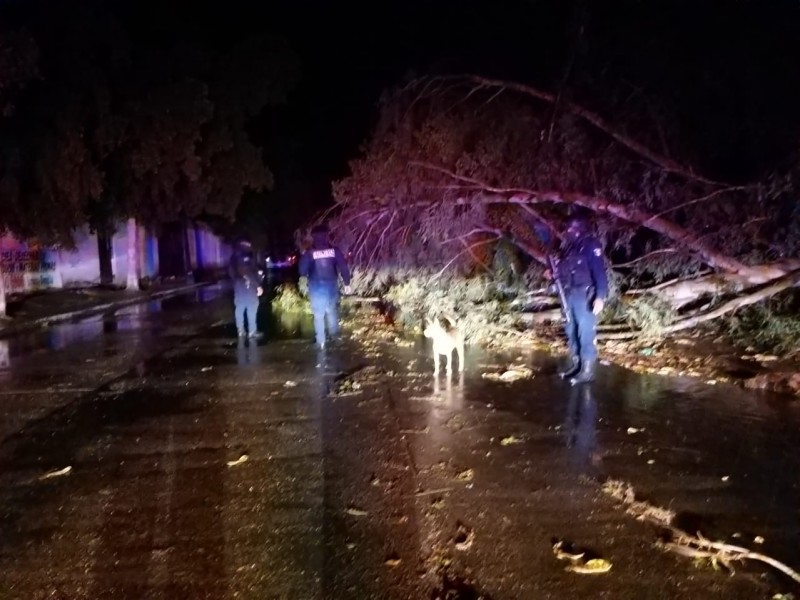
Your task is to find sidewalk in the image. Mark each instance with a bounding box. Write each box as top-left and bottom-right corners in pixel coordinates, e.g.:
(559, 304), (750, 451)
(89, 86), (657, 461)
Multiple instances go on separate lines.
(0, 279), (214, 339)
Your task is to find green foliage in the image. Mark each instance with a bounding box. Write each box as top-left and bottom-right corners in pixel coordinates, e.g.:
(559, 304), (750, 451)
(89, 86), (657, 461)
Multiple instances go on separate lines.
(491, 239), (525, 290)
(726, 291), (800, 355)
(622, 293), (677, 338)
(353, 267), (523, 343)
(271, 283), (310, 314)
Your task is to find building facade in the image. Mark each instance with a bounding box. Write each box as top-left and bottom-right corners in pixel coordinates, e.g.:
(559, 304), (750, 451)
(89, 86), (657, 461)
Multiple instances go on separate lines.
(0, 221), (230, 294)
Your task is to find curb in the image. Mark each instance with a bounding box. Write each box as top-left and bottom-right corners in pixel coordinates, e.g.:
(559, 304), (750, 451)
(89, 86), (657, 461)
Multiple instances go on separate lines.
(0, 282), (213, 340)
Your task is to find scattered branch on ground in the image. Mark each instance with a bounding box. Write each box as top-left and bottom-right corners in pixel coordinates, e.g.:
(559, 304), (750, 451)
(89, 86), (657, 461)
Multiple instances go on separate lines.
(601, 479), (800, 584)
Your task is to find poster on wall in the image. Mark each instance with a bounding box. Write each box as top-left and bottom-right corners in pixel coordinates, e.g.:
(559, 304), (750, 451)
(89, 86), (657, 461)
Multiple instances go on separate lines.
(0, 239), (62, 294)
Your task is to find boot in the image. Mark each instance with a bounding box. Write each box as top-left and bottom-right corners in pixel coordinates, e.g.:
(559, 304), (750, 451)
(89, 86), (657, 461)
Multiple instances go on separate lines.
(569, 359), (596, 385)
(558, 355), (581, 379)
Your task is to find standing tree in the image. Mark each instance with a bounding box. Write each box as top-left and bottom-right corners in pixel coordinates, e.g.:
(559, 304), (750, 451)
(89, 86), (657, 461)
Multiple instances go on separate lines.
(1, 1), (299, 287)
(0, 30), (39, 316)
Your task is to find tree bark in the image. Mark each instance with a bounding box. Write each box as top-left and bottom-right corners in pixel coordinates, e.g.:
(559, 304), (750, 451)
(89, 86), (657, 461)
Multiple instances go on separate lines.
(626, 260), (800, 310)
(126, 217), (140, 291)
(521, 268), (800, 337)
(662, 268), (800, 333)
(0, 263), (6, 317)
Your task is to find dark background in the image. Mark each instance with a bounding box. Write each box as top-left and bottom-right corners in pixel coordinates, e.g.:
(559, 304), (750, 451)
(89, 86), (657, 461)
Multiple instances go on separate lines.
(4, 0), (800, 240)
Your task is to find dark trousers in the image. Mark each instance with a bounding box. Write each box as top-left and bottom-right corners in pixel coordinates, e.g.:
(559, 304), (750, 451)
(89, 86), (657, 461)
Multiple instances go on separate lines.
(233, 284), (259, 333)
(564, 288), (597, 363)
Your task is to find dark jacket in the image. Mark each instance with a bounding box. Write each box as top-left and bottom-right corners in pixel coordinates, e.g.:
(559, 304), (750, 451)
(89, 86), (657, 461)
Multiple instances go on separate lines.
(228, 248), (261, 290)
(556, 235), (609, 301)
(299, 232), (351, 290)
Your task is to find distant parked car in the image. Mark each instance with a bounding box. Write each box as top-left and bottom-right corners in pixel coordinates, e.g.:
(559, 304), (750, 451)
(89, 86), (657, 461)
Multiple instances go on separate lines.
(265, 247), (298, 270)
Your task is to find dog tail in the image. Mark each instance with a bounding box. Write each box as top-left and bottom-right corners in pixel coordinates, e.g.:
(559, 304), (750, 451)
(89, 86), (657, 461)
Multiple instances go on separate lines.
(440, 311), (460, 329)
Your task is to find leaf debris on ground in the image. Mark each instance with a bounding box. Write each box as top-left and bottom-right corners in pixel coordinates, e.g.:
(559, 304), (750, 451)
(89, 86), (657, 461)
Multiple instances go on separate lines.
(565, 558), (613, 574)
(455, 468), (474, 482)
(500, 435), (523, 446)
(345, 506), (369, 517)
(39, 466), (72, 480)
(226, 454), (248, 467)
(481, 365), (534, 382)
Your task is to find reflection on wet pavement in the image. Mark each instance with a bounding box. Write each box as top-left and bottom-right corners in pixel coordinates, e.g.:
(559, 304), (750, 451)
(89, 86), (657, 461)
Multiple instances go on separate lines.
(0, 286), (797, 598)
(563, 384), (598, 475)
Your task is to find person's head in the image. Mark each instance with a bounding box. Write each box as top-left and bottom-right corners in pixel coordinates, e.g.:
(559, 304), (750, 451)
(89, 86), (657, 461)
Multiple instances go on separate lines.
(311, 223), (330, 245)
(237, 238), (252, 251)
(565, 215), (590, 241)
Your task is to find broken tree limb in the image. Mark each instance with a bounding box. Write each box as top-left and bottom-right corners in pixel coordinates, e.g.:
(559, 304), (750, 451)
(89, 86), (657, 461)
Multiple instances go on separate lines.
(660, 531), (800, 585)
(411, 162), (753, 275)
(519, 268), (800, 338)
(602, 479), (800, 584)
(661, 268), (800, 333)
(627, 261), (800, 311)
(459, 75), (725, 186)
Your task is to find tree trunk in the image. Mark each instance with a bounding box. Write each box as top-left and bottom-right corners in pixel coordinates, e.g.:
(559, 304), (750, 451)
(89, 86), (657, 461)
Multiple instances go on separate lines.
(126, 217), (140, 291)
(97, 231), (114, 287)
(182, 220), (195, 283)
(0, 263), (6, 317)
(627, 259), (800, 310)
(521, 266), (800, 336)
(662, 268), (800, 333)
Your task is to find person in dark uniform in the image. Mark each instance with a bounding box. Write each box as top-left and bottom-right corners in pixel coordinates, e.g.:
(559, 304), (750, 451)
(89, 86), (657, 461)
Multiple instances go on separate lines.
(228, 239), (263, 338)
(299, 224), (351, 350)
(554, 215), (609, 384)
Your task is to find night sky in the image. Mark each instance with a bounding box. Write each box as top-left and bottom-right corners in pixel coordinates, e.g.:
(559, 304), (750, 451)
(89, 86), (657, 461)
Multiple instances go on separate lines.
(248, 0), (800, 184)
(4, 0), (800, 230)
(252, 0), (574, 182)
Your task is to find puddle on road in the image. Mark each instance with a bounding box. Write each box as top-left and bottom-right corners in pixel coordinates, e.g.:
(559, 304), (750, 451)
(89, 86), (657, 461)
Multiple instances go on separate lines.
(0, 285), (229, 363)
(442, 350), (800, 572)
(3, 280), (799, 587)
(0, 279), (315, 372)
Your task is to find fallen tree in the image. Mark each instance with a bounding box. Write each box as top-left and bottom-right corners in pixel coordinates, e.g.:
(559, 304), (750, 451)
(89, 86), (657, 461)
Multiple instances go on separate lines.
(319, 75), (800, 341)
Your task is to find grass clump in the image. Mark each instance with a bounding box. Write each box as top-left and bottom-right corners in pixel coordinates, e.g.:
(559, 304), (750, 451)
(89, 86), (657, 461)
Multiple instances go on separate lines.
(726, 291), (800, 356)
(350, 267), (526, 345)
(620, 293), (677, 338)
(271, 283), (311, 314)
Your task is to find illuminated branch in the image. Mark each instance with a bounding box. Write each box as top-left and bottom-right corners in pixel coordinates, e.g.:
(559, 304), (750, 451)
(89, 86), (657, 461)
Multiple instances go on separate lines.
(432, 234), (499, 279)
(411, 161), (752, 275)
(414, 75), (727, 186)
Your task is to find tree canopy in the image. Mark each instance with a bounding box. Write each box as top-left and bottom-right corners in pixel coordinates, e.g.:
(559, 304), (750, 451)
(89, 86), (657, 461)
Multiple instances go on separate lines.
(0, 0), (300, 243)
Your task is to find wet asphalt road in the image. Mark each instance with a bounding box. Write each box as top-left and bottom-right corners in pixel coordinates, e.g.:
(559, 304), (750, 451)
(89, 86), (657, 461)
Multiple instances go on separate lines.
(0, 284), (798, 599)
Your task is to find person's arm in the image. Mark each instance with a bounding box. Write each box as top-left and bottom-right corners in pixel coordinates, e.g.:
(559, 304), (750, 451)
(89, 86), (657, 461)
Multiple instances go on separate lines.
(586, 239), (608, 300)
(298, 251), (311, 279)
(585, 238), (608, 315)
(228, 256), (237, 280)
(335, 248), (351, 285)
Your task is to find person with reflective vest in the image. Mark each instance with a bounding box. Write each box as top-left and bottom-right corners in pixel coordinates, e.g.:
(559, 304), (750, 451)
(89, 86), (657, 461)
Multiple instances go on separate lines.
(298, 224), (351, 349)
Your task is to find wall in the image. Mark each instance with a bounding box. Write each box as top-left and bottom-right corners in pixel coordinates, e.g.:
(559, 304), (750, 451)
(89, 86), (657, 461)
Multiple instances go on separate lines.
(2, 221), (228, 293)
(0, 236), (62, 293)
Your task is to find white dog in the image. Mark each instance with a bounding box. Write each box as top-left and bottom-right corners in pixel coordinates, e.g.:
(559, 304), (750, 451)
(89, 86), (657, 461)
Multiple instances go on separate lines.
(423, 315), (465, 374)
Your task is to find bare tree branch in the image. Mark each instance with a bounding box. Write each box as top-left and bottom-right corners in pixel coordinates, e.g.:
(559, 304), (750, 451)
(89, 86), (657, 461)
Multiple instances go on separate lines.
(411, 161), (753, 274)
(432, 235), (498, 280)
(662, 268), (800, 333)
(454, 75), (726, 186)
(613, 248), (679, 269)
(645, 186), (747, 223)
